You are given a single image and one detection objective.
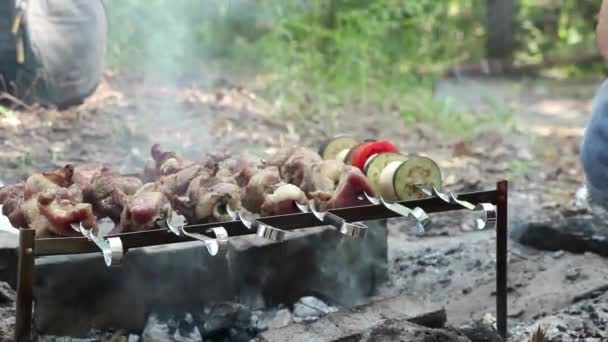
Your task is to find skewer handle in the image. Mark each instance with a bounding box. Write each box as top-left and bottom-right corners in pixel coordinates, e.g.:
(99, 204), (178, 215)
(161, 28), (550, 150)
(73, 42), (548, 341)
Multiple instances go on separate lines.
(14, 228), (35, 342)
(323, 212), (368, 238)
(322, 212), (346, 228)
(251, 221), (287, 241)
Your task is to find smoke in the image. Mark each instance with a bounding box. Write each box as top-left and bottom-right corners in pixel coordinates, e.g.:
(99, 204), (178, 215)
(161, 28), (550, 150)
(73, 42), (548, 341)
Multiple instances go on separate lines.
(91, 0), (390, 326)
(108, 1), (196, 79)
(106, 1), (207, 163)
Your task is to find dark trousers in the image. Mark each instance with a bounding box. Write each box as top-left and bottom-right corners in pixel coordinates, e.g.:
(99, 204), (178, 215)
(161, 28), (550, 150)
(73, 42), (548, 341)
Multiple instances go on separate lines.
(0, 0), (16, 90)
(581, 80), (608, 207)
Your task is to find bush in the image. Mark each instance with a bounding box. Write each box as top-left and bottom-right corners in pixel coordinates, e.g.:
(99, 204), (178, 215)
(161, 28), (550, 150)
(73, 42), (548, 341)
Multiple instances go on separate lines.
(106, 0), (603, 132)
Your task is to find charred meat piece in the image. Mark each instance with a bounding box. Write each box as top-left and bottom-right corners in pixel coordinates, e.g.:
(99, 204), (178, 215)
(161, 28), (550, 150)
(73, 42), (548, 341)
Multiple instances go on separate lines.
(36, 186), (98, 236)
(142, 144), (183, 182)
(311, 166), (375, 211)
(1, 183), (26, 229)
(118, 185), (171, 233)
(156, 163), (206, 199)
(82, 169), (143, 223)
(241, 166), (308, 216)
(267, 146), (301, 168)
(174, 173), (241, 224)
(271, 147), (323, 193)
(219, 156), (265, 188)
(260, 183), (308, 216)
(308, 160), (345, 193)
(24, 164), (74, 198)
(72, 163), (110, 189)
(1, 166), (98, 237)
(142, 144), (230, 195)
(241, 167), (283, 213)
(182, 182), (241, 223)
(268, 147), (374, 211)
(0, 182), (24, 205)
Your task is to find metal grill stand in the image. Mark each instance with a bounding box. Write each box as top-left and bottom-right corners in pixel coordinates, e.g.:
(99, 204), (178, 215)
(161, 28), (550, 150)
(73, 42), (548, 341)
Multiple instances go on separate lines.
(13, 180), (509, 341)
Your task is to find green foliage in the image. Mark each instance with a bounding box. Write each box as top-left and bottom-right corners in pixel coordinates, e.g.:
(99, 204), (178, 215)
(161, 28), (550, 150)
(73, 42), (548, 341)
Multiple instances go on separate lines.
(257, 1), (486, 112)
(106, 0), (603, 134)
(517, 0), (603, 78)
(509, 160), (535, 179)
(0, 105), (12, 118)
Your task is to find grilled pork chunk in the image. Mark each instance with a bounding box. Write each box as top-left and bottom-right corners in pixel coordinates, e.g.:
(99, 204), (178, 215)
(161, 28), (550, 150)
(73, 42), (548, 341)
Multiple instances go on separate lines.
(81, 169), (143, 223)
(1, 165), (97, 237)
(311, 166), (375, 211)
(241, 166), (308, 216)
(172, 167), (242, 223)
(118, 183), (171, 233)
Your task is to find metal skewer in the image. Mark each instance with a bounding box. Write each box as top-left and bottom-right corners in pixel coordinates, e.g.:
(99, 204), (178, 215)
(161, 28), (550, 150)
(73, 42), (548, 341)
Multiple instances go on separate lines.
(162, 212), (229, 256)
(363, 193), (431, 235)
(296, 201), (367, 239)
(70, 222), (123, 267)
(418, 186), (496, 230)
(226, 205), (287, 242)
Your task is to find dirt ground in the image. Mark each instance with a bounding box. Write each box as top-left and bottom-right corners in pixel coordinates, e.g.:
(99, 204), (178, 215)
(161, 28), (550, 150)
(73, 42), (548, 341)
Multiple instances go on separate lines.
(0, 73), (605, 340)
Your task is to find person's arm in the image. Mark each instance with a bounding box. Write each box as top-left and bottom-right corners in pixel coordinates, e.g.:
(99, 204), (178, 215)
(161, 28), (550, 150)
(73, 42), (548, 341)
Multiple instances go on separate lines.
(597, 0), (608, 60)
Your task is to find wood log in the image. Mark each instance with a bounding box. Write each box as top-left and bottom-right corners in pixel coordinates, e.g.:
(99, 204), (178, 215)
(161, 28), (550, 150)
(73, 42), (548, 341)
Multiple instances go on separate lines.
(444, 52), (602, 79)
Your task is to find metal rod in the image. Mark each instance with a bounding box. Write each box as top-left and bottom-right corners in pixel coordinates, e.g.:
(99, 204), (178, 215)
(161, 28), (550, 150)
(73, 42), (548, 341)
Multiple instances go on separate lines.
(14, 228), (35, 342)
(34, 189), (499, 257)
(496, 180), (508, 339)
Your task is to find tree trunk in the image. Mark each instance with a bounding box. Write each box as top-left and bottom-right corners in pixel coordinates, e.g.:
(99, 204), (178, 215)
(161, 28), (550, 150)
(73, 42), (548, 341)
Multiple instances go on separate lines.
(485, 0), (518, 63)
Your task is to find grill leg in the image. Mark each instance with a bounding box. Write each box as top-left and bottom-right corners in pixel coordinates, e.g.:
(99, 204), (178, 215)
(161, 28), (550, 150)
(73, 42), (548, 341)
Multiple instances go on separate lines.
(496, 181), (508, 339)
(14, 228), (35, 342)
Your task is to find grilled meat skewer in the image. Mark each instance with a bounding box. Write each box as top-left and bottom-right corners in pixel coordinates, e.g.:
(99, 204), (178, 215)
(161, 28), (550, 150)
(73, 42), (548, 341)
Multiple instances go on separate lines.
(0, 165), (98, 238)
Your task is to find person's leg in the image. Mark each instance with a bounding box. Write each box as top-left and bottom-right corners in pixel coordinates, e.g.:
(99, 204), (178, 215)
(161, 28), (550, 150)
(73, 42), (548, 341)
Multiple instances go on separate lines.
(0, 0), (17, 90)
(581, 80), (608, 213)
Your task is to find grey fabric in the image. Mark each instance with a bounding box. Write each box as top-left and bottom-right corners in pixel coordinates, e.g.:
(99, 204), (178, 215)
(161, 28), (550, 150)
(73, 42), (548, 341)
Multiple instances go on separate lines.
(581, 79), (608, 208)
(13, 0), (108, 108)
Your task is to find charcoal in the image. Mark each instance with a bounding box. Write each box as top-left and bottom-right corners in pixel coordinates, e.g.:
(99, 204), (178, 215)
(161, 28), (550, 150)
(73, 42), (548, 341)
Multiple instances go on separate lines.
(459, 321), (504, 342)
(0, 281), (14, 306)
(254, 309), (292, 331)
(202, 303), (243, 336)
(292, 296), (336, 323)
(297, 296), (336, 315)
(128, 335), (141, 342)
(141, 313), (201, 342)
(141, 315), (171, 342)
(513, 214), (608, 256)
(174, 314), (202, 342)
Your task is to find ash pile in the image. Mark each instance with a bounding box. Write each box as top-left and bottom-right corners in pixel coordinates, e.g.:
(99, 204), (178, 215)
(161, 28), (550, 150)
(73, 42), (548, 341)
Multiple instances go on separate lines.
(37, 296), (339, 342)
(0, 283), (487, 342)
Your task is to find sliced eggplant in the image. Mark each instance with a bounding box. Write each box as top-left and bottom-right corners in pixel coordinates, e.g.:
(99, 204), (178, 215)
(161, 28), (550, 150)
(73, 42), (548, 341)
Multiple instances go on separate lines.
(393, 156), (442, 201)
(364, 153), (408, 196)
(336, 149), (351, 163)
(319, 136), (359, 160)
(378, 160), (404, 201)
(344, 142), (366, 165)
